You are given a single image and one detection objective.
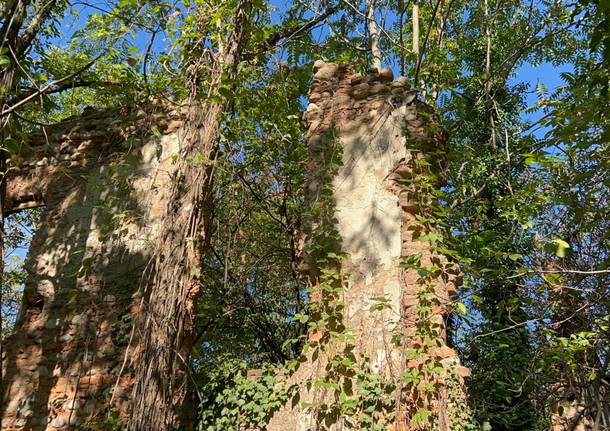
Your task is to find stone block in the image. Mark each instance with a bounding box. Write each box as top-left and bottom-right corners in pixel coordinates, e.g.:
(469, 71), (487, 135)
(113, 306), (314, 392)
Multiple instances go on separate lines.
(352, 83), (370, 100)
(312, 59), (325, 72)
(50, 415), (66, 428)
(455, 365), (471, 378)
(370, 83), (390, 95)
(380, 67), (394, 81)
(314, 63), (338, 80)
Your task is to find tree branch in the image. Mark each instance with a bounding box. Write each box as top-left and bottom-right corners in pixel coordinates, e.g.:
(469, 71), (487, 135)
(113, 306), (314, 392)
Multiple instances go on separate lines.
(11, 79), (118, 104)
(508, 268), (610, 279)
(15, 0), (56, 56)
(0, 56), (101, 118)
(245, 3), (340, 59)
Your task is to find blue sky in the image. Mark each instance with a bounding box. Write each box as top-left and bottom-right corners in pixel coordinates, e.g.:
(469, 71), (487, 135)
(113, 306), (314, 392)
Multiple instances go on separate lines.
(515, 62), (574, 143)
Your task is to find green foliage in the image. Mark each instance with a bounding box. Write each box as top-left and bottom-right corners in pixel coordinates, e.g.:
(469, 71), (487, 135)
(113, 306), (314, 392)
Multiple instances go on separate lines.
(398, 132), (480, 430)
(2, 209), (41, 339)
(191, 62), (309, 368)
(434, 0), (610, 426)
(197, 359), (289, 431)
(3, 0), (610, 428)
(350, 369), (397, 430)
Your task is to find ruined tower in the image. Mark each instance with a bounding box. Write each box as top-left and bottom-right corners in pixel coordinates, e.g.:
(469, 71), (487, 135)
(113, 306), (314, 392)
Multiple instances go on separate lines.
(267, 62), (469, 430)
(2, 62), (469, 430)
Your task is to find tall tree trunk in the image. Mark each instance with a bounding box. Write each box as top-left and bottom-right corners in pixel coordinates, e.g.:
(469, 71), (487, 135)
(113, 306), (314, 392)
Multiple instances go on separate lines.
(366, 0), (382, 71)
(412, 0), (420, 59)
(127, 2), (252, 429)
(483, 0), (497, 150)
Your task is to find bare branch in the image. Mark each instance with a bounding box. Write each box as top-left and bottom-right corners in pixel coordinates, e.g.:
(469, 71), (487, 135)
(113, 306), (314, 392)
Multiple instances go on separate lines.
(245, 3), (340, 59)
(13, 79), (118, 103)
(508, 269), (610, 279)
(15, 0), (56, 56)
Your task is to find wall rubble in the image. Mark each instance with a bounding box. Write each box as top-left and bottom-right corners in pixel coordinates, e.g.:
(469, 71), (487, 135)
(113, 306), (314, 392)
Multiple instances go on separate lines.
(1, 108), (182, 430)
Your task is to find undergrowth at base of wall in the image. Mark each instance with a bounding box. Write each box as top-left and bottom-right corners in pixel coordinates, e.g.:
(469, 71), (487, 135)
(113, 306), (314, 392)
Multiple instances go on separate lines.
(197, 359), (291, 431)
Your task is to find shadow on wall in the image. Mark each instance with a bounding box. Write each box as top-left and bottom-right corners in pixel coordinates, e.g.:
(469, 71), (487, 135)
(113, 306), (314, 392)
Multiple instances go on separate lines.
(334, 119), (400, 271)
(1, 111), (178, 430)
(303, 112), (404, 274)
(301, 127), (344, 277)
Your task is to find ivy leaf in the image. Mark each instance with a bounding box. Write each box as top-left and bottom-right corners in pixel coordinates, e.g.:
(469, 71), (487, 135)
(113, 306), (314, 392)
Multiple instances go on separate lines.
(293, 313), (309, 323)
(508, 253), (522, 261)
(411, 409), (431, 425)
(0, 55), (10, 67)
(551, 239), (570, 258)
(455, 302), (468, 315)
(471, 294), (483, 304)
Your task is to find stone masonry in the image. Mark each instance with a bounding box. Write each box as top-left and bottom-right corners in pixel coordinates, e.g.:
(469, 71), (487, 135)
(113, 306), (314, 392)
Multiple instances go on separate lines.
(1, 107), (183, 430)
(1, 61), (469, 431)
(267, 62), (469, 430)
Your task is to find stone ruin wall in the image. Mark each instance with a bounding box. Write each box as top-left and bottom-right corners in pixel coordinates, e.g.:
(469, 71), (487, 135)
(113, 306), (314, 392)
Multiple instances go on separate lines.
(1, 108), (183, 430)
(267, 62), (468, 430)
(1, 62), (469, 431)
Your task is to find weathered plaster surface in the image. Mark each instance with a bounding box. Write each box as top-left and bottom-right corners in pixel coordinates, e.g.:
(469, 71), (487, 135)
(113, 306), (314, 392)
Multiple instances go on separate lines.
(334, 104), (412, 377)
(1, 109), (182, 430)
(267, 63), (467, 431)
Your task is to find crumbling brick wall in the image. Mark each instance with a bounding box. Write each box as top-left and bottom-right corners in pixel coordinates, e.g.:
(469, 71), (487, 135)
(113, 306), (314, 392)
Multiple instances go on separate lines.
(2, 61), (469, 431)
(267, 62), (468, 430)
(1, 108), (182, 430)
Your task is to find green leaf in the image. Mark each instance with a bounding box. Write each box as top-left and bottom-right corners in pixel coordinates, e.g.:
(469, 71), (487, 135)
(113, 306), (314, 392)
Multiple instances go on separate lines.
(2, 139), (31, 156)
(551, 239), (570, 258)
(293, 313), (309, 323)
(411, 409), (431, 425)
(455, 302), (467, 315)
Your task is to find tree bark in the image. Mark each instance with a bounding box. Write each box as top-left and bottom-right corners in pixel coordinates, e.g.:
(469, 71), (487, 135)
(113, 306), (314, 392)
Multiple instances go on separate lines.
(366, 0), (382, 71)
(412, 0), (420, 59)
(127, 2), (253, 429)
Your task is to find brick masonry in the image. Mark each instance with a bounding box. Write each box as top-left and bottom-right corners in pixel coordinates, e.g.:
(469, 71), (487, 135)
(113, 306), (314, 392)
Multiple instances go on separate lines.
(1, 107), (183, 430)
(1, 62), (469, 431)
(267, 62), (468, 430)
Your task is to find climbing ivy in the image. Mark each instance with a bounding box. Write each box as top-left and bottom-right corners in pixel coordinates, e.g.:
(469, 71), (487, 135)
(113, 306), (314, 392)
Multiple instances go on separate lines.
(283, 128), (399, 430)
(197, 359), (290, 431)
(397, 111), (480, 430)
